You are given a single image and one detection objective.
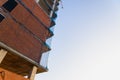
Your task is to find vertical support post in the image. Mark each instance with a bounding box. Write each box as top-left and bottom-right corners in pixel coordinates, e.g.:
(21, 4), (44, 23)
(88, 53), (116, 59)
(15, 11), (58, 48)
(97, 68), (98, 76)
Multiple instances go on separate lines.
(28, 66), (38, 80)
(0, 49), (7, 63)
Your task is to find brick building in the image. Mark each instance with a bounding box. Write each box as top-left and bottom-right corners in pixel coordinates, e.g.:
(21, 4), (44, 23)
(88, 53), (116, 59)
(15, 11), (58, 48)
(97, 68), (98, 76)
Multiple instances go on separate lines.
(0, 0), (60, 80)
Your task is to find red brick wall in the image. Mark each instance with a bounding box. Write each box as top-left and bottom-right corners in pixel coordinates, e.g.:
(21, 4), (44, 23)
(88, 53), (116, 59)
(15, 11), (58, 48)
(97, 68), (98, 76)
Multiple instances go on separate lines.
(0, 0), (52, 63)
(11, 3), (51, 41)
(21, 0), (51, 27)
(0, 14), (48, 63)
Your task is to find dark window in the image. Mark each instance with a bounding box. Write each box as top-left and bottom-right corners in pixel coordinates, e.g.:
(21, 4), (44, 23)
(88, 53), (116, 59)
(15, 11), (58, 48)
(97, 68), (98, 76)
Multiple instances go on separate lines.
(0, 14), (5, 22)
(2, 0), (18, 12)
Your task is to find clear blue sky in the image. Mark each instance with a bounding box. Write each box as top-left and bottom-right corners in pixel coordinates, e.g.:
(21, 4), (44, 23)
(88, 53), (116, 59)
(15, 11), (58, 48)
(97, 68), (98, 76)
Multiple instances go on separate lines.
(36, 0), (120, 80)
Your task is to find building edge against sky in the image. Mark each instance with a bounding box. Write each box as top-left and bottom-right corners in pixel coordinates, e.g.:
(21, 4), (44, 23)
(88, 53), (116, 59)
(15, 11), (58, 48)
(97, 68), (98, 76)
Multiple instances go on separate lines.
(0, 0), (60, 78)
(38, 0), (61, 68)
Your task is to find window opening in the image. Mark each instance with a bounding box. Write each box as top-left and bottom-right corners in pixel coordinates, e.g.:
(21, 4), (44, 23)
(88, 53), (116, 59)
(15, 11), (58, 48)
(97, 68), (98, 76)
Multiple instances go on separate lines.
(0, 13), (5, 22)
(2, 0), (18, 12)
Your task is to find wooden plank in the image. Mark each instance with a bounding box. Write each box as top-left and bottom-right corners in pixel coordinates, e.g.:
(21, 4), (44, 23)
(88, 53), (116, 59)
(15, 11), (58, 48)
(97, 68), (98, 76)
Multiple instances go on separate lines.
(28, 66), (38, 80)
(0, 49), (7, 63)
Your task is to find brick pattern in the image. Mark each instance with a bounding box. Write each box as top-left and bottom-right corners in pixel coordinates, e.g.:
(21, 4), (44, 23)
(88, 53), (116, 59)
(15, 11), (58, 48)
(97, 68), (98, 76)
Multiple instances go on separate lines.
(11, 3), (51, 41)
(0, 15), (44, 63)
(0, 0), (59, 75)
(21, 0), (51, 27)
(0, 67), (29, 80)
(0, 0), (52, 63)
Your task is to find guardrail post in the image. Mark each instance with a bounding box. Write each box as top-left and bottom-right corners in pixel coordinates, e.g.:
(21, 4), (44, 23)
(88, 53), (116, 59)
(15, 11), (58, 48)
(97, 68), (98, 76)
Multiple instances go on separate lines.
(0, 49), (7, 63)
(28, 66), (38, 80)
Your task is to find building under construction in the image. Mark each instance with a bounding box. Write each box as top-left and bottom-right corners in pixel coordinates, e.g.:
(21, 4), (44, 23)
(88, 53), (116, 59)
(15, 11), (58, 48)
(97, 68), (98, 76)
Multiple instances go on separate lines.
(0, 0), (60, 80)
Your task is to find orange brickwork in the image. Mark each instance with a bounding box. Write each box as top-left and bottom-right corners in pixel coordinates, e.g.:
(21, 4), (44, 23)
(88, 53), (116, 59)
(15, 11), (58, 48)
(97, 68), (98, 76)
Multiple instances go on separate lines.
(0, 67), (29, 80)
